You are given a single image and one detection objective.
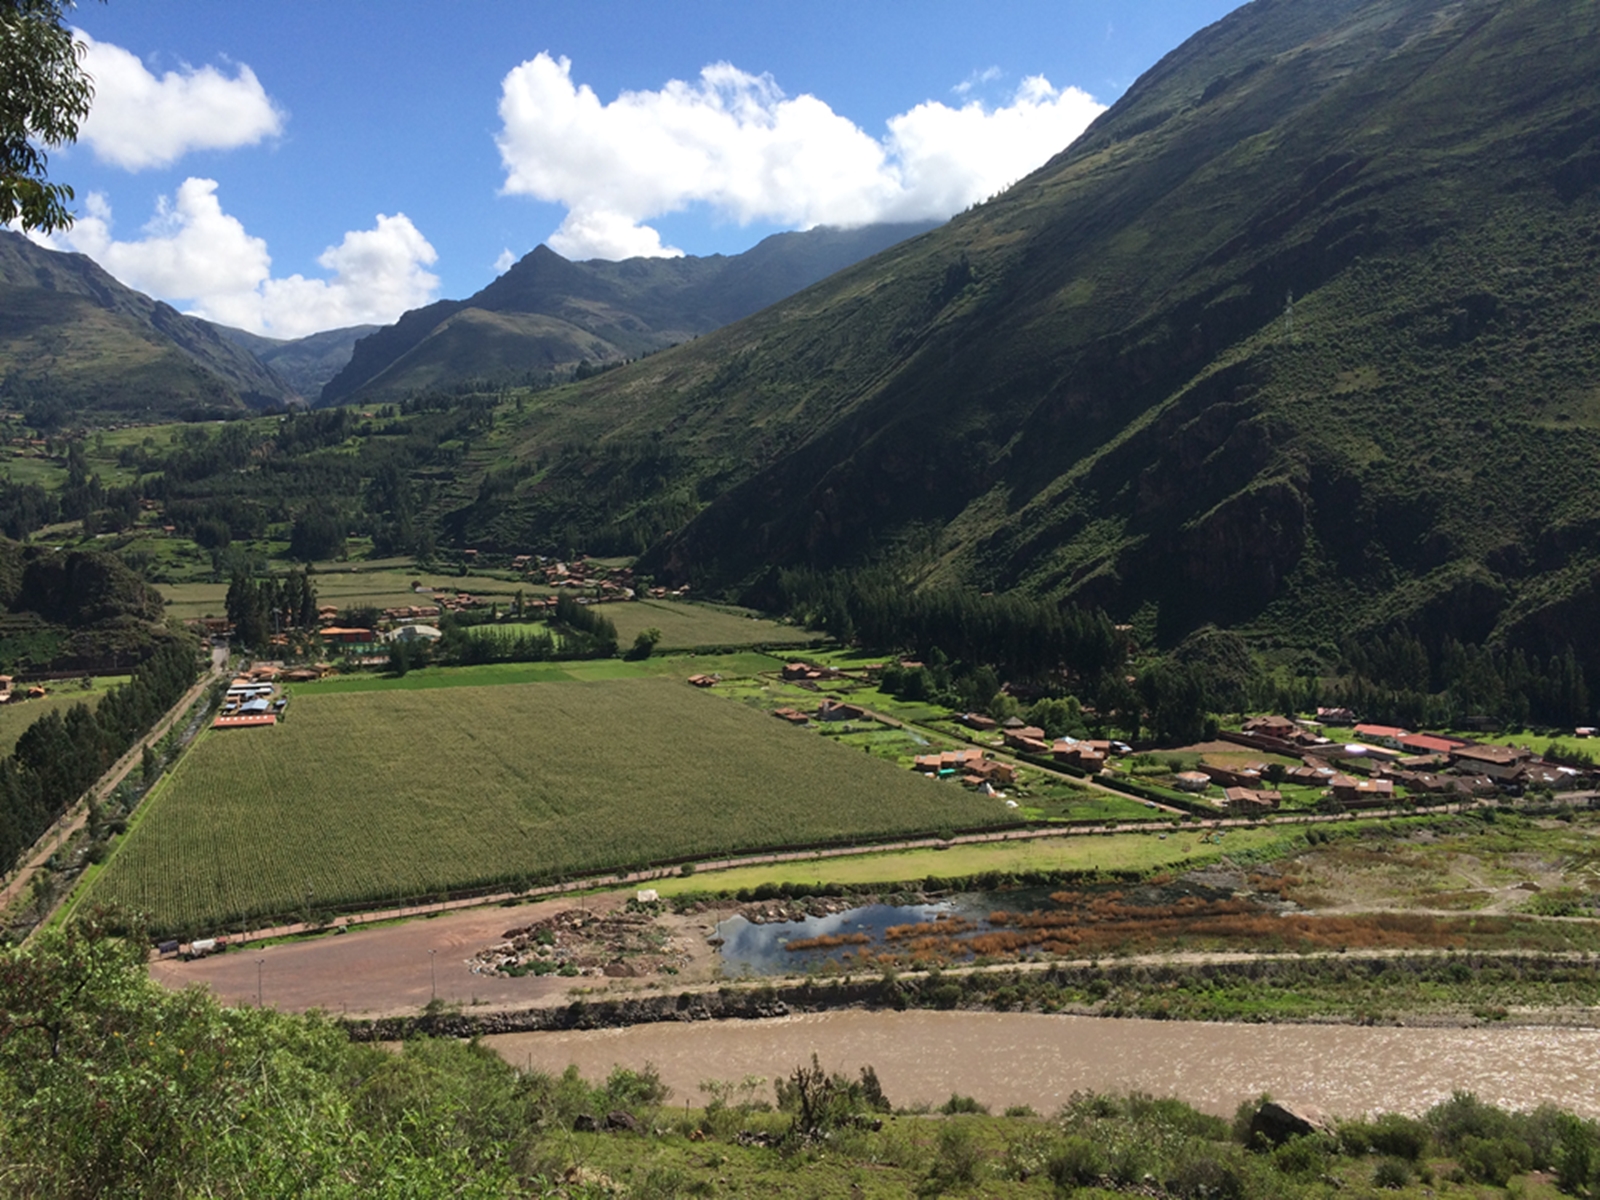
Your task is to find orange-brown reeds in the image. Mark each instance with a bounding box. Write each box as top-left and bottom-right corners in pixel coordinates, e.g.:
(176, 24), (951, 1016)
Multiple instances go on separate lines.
(784, 932), (872, 952)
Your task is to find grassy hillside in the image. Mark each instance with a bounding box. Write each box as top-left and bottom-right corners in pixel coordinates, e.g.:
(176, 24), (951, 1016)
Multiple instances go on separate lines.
(442, 0), (1600, 675)
(0, 233), (292, 417)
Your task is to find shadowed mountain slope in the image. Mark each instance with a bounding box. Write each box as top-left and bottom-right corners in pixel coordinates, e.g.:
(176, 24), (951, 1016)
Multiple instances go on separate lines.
(317, 222), (939, 406)
(210, 323), (378, 403)
(452, 0), (1600, 671)
(0, 232), (294, 416)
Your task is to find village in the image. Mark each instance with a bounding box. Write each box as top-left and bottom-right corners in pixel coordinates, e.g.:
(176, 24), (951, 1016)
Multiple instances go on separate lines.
(744, 659), (1599, 822)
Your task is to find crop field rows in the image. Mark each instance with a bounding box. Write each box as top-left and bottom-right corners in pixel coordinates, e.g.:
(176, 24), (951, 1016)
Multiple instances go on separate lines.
(86, 676), (1008, 933)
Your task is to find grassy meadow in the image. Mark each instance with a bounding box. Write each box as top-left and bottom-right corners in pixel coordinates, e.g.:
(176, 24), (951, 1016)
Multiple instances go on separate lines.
(0, 676), (127, 758)
(156, 566), (524, 622)
(608, 599), (815, 651)
(648, 823), (1306, 898)
(86, 675), (1008, 933)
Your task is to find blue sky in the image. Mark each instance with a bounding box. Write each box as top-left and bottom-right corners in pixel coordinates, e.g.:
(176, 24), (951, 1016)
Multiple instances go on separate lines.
(36, 1), (1241, 337)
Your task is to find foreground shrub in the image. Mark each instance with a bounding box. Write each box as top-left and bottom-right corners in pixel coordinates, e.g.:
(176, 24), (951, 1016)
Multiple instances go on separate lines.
(1165, 1143), (1250, 1200)
(1456, 1133), (1533, 1186)
(940, 1093), (988, 1115)
(1341, 1112), (1429, 1160)
(1372, 1156), (1412, 1189)
(1046, 1135), (1107, 1190)
(774, 1055), (889, 1142)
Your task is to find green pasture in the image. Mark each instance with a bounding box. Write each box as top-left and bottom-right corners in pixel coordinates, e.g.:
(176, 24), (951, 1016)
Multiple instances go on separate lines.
(650, 822), (1316, 897)
(607, 599), (815, 651)
(0, 451), (64, 489)
(86, 674), (1009, 933)
(298, 652), (780, 695)
(0, 675), (127, 757)
(156, 566), (525, 621)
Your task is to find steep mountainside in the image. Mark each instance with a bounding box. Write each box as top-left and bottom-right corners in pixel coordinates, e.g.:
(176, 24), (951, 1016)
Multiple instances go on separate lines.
(318, 222), (938, 405)
(0, 232), (294, 416)
(453, 0), (1600, 671)
(210, 323), (378, 401)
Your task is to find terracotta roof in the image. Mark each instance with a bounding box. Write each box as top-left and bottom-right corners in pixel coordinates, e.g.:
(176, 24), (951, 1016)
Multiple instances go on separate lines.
(1399, 733), (1461, 755)
(1354, 724), (1410, 739)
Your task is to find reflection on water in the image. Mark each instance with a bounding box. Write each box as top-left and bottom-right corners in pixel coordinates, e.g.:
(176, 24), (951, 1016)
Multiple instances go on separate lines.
(486, 1011), (1600, 1118)
(716, 902), (949, 975)
(716, 888), (1069, 975)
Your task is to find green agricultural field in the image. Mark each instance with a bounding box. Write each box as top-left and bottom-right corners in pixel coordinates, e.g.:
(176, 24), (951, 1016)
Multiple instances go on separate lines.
(0, 676), (128, 757)
(296, 652), (781, 696)
(650, 823), (1314, 898)
(156, 566), (526, 621)
(87, 675), (1009, 933)
(607, 599), (816, 651)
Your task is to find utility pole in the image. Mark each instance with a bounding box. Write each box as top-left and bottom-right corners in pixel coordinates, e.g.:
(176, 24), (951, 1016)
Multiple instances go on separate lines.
(430, 949), (437, 1002)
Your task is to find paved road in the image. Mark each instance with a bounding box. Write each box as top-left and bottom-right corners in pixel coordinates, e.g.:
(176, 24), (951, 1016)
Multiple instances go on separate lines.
(0, 643), (229, 919)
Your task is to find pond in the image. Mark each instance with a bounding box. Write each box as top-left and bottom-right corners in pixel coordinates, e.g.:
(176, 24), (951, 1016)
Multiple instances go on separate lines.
(714, 877), (1252, 975)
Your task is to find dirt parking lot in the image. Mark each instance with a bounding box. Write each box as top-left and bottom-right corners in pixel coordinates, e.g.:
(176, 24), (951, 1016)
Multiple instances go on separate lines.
(150, 891), (730, 1017)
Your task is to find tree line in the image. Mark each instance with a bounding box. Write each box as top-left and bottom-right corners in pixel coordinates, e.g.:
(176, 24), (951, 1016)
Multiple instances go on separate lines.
(0, 636), (200, 875)
(223, 570), (319, 649)
(773, 568), (1127, 687)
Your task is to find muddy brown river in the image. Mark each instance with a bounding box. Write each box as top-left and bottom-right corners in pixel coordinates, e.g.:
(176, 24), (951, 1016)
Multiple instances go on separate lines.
(485, 1011), (1600, 1117)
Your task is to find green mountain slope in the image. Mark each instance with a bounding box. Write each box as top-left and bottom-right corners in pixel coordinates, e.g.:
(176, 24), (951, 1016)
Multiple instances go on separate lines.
(0, 232), (294, 416)
(453, 0), (1600, 672)
(318, 222), (939, 405)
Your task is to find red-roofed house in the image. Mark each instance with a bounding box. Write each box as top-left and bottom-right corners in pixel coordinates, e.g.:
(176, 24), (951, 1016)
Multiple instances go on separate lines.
(1399, 733), (1465, 756)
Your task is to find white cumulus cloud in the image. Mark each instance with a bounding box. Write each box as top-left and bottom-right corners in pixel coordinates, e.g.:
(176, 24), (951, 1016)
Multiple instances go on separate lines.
(75, 33), (285, 170)
(495, 54), (1105, 260)
(42, 179), (439, 339)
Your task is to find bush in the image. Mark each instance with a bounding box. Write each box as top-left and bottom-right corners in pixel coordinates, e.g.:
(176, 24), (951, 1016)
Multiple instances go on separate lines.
(1456, 1134), (1532, 1186)
(940, 1093), (988, 1115)
(774, 1056), (889, 1141)
(1426, 1090), (1511, 1150)
(1046, 1135), (1107, 1189)
(930, 1121), (983, 1187)
(1344, 1113), (1433, 1158)
(1165, 1146), (1248, 1200)
(600, 1064), (669, 1111)
(1555, 1113), (1600, 1195)
(1372, 1157), (1412, 1189)
(1272, 1134), (1328, 1179)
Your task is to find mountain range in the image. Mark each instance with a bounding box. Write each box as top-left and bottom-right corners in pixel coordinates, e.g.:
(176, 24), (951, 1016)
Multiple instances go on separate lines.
(0, 222), (938, 418)
(317, 222), (939, 405)
(444, 0), (1600, 671)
